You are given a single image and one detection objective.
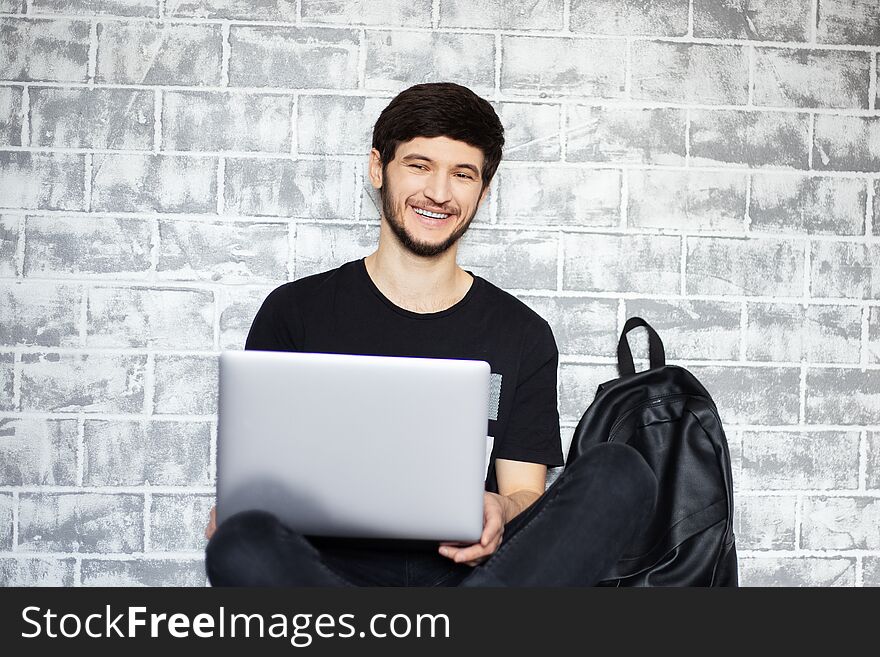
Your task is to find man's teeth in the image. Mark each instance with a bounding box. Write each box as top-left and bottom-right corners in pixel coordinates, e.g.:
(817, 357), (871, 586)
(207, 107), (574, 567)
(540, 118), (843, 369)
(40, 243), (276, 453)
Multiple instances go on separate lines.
(413, 207), (449, 219)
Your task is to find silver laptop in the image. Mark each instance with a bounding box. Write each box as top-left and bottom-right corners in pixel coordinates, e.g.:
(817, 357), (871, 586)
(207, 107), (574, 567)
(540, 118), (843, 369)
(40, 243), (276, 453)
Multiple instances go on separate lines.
(216, 350), (490, 543)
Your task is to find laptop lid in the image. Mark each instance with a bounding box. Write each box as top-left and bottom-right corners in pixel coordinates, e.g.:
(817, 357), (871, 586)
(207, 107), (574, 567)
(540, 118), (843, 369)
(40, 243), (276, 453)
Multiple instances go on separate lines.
(216, 350), (490, 543)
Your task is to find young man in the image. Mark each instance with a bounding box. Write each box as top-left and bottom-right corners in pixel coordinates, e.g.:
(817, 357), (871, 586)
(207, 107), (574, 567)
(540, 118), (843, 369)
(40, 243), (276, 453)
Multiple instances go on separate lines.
(205, 83), (657, 586)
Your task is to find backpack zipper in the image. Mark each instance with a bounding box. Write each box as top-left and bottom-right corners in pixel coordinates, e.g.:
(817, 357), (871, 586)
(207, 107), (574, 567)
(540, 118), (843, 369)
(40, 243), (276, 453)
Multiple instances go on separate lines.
(607, 393), (712, 442)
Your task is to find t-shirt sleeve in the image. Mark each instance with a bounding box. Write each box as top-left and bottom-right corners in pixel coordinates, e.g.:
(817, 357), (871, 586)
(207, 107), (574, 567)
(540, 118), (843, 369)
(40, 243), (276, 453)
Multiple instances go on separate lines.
(244, 286), (301, 352)
(494, 319), (564, 467)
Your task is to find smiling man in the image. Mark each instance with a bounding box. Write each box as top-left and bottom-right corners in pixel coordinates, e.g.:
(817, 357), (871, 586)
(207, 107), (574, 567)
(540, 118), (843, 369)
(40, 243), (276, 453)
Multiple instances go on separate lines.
(204, 83), (657, 587)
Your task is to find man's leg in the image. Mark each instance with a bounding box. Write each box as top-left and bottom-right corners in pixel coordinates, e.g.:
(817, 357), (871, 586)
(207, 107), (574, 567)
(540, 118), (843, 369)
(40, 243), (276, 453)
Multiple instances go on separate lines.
(459, 442), (657, 587)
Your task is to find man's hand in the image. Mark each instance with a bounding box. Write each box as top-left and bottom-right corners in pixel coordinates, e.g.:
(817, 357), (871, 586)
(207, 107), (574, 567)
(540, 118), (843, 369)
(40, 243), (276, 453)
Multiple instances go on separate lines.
(438, 492), (507, 567)
(205, 505), (217, 541)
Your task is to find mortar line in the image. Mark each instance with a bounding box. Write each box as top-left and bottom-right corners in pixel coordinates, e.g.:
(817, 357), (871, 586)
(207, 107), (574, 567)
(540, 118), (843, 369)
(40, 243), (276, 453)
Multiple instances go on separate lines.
(856, 556), (864, 587)
(153, 88), (162, 152)
(79, 287), (88, 346)
(88, 21), (97, 86)
(212, 286), (220, 351)
(747, 44), (755, 107)
(288, 221), (296, 281)
(684, 108), (691, 166)
(740, 301), (748, 361)
(11, 352), (20, 412)
(617, 298), (626, 336)
(680, 234), (687, 296)
(803, 240), (811, 301)
(149, 216), (159, 283)
(432, 0), (439, 28)
(74, 558), (82, 587)
(799, 361), (807, 424)
(866, 177), (875, 237)
(624, 38), (633, 99)
(76, 415), (85, 487)
(563, 0), (571, 31)
(19, 85), (29, 147)
(295, 0), (301, 25)
(560, 104), (568, 161)
(556, 233), (564, 292)
(687, 0), (694, 37)
(744, 173), (752, 232)
(220, 22), (231, 87)
(357, 29), (367, 89)
(209, 420), (218, 486)
(807, 113), (815, 170)
(810, 0), (818, 44)
(859, 430), (868, 491)
(216, 157), (225, 215)
(794, 494), (803, 551)
(143, 491), (152, 552)
(145, 352), (155, 415)
(862, 306), (870, 367)
(289, 94), (298, 155)
(870, 53), (877, 112)
(15, 214), (25, 277)
(84, 153), (93, 212)
(11, 491), (18, 550)
(494, 33), (502, 101)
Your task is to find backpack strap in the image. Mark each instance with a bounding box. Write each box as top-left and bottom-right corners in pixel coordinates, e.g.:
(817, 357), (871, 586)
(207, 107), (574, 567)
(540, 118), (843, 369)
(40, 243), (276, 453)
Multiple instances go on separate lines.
(618, 317), (666, 376)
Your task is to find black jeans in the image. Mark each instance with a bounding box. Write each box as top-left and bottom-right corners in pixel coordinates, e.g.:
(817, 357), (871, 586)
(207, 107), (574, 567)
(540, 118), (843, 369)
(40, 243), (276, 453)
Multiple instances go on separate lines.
(205, 442), (657, 587)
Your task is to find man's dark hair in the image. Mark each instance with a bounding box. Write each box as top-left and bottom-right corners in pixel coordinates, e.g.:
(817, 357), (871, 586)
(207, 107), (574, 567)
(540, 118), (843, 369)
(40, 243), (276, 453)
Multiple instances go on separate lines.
(371, 82), (504, 190)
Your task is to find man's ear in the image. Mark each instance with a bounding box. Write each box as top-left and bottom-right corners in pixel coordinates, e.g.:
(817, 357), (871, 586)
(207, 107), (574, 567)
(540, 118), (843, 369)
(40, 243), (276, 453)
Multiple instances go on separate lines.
(368, 148), (383, 190)
(477, 181), (491, 207)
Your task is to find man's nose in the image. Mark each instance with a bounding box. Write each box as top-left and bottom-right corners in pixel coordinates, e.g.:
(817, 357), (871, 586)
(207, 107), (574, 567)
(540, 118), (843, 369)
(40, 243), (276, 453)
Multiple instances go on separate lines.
(423, 172), (452, 206)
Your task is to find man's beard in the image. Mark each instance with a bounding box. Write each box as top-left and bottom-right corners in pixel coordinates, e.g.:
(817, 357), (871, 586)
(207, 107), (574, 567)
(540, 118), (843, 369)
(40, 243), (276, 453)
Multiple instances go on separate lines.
(379, 186), (476, 258)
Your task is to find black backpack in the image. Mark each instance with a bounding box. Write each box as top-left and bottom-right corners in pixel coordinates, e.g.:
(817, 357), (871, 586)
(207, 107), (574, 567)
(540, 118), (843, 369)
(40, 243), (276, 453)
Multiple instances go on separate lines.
(569, 317), (738, 587)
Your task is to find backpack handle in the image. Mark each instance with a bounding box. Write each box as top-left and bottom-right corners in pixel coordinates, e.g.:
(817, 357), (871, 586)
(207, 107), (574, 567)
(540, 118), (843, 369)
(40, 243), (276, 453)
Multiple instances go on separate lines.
(617, 316), (666, 376)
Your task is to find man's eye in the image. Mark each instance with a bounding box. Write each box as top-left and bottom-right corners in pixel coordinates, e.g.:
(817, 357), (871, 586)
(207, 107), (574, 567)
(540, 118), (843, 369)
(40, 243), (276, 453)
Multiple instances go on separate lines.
(455, 173), (475, 180)
(410, 164), (427, 170)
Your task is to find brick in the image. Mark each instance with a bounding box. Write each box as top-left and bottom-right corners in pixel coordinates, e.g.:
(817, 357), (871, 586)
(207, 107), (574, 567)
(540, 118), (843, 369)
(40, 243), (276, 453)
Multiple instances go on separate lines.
(0, 493), (11, 550)
(170, 0), (294, 20)
(163, 91), (294, 153)
(563, 233), (680, 294)
(158, 219), (288, 283)
(739, 431), (860, 490)
(293, 223), (377, 278)
(739, 557), (855, 586)
(864, 558), (880, 586)
(154, 355), (218, 415)
(813, 116), (880, 172)
(0, 417), (78, 486)
(0, 153), (87, 211)
(631, 43), (749, 105)
(624, 299), (741, 360)
(229, 26), (358, 89)
(519, 297), (618, 357)
(0, 18), (90, 82)
(565, 106), (686, 165)
(91, 154), (217, 213)
(809, 241), (880, 299)
(149, 494), (213, 551)
(0, 558), (76, 586)
(366, 31), (495, 95)
(806, 368), (880, 424)
(687, 236), (803, 296)
(816, 0), (880, 46)
(570, 0), (688, 36)
(297, 95), (388, 156)
(23, 215), (152, 279)
(558, 364), (619, 422)
(0, 0), (23, 10)
(81, 559), (206, 586)
(688, 365), (800, 424)
(628, 170), (747, 231)
(86, 286), (214, 349)
(750, 174), (866, 236)
(456, 229), (558, 290)
(224, 158), (357, 218)
(0, 282), (80, 347)
(20, 353), (146, 413)
(32, 0), (160, 17)
(305, 0), (431, 26)
(734, 495), (796, 550)
(18, 493), (143, 552)
(693, 0), (811, 41)
(746, 303), (861, 363)
(440, 0), (562, 29)
(83, 420), (210, 486)
(0, 215), (19, 277)
(30, 87), (152, 150)
(869, 433), (880, 489)
(690, 110), (811, 169)
(496, 166), (619, 226)
(802, 497), (880, 549)
(754, 48), (870, 110)
(497, 102), (561, 162)
(0, 87), (22, 146)
(96, 21), (222, 86)
(0, 353), (12, 412)
(501, 36), (626, 98)
(218, 286), (272, 350)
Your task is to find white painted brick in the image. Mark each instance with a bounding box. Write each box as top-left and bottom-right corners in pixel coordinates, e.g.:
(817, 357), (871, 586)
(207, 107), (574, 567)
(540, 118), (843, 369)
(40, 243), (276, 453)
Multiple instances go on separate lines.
(86, 286), (214, 349)
(570, 0), (688, 36)
(496, 166), (619, 226)
(0, 493), (11, 550)
(293, 223), (377, 278)
(20, 353), (146, 413)
(809, 242), (880, 299)
(304, 0), (432, 26)
(365, 31), (495, 95)
(498, 102), (561, 162)
(734, 495), (796, 550)
(440, 0), (563, 29)
(163, 91), (294, 153)
(816, 0), (880, 46)
(83, 420), (211, 486)
(18, 492), (143, 552)
(0, 417), (78, 486)
(0, 558), (76, 586)
(0, 216), (18, 277)
(863, 558), (880, 586)
(0, 353), (12, 412)
(0, 86), (22, 147)
(457, 228), (558, 290)
(806, 369), (880, 425)
(627, 169), (746, 231)
(23, 215), (152, 279)
(218, 286), (274, 350)
(745, 303), (862, 363)
(0, 0), (23, 10)
(693, 0), (811, 41)
(801, 496), (880, 549)
(501, 36), (626, 98)
(0, 281), (81, 347)
(149, 493), (213, 551)
(688, 365), (800, 425)
(563, 233), (681, 294)
(558, 363), (619, 422)
(566, 106), (687, 165)
(813, 115), (880, 172)
(0, 18), (90, 82)
(32, 0), (160, 17)
(80, 559), (206, 587)
(624, 299), (741, 360)
(687, 237), (804, 296)
(170, 0), (294, 21)
(224, 159), (357, 218)
(157, 219), (288, 283)
(297, 95), (389, 155)
(519, 297), (618, 356)
(739, 431), (861, 490)
(739, 557), (855, 586)
(153, 355), (217, 415)
(0, 153), (87, 211)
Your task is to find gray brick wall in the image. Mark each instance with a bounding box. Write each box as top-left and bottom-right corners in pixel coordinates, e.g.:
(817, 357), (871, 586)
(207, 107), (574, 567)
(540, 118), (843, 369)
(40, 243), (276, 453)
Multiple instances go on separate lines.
(0, 0), (878, 587)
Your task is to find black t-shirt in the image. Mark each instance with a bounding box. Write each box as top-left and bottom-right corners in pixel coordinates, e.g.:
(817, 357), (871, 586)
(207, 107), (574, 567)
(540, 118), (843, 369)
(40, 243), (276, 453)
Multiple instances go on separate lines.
(245, 258), (564, 493)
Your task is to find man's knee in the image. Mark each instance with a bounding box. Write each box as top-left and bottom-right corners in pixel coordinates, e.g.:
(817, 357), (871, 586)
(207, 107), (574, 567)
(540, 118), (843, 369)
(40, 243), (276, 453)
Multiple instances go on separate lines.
(205, 510), (283, 579)
(571, 443), (658, 518)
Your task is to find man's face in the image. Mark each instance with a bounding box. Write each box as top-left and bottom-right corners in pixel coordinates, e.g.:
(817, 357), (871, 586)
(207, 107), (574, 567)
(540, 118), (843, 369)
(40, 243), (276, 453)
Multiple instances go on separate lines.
(371, 136), (489, 258)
